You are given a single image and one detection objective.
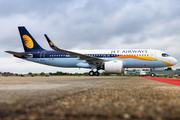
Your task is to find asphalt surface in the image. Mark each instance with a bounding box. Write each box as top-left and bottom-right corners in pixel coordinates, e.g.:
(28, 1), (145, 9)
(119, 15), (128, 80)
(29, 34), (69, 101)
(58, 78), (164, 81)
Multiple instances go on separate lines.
(0, 76), (180, 120)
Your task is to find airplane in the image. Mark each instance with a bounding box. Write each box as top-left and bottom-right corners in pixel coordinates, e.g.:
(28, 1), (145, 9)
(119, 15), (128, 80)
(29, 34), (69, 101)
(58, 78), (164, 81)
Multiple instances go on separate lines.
(5, 26), (177, 76)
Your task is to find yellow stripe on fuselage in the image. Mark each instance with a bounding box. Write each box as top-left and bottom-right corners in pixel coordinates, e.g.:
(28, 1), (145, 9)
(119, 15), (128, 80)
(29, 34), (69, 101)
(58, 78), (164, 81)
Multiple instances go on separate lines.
(113, 55), (152, 61)
(160, 60), (173, 66)
(113, 55), (172, 66)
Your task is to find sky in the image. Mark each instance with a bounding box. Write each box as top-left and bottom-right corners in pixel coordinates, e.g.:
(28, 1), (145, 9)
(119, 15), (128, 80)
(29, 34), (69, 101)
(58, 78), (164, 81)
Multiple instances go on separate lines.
(1, 0), (180, 74)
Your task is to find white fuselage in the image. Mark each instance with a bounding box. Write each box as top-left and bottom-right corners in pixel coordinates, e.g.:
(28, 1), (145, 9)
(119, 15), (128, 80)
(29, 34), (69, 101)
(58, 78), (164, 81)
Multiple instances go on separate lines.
(24, 49), (177, 69)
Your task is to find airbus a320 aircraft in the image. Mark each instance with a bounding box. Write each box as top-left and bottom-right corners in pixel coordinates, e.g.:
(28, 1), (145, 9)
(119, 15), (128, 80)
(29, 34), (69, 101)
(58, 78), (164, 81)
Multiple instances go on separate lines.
(6, 27), (177, 76)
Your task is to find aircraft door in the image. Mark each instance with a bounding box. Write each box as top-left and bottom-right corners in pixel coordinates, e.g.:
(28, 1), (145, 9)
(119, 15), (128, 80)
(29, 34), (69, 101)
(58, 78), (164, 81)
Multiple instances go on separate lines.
(40, 51), (46, 63)
(150, 50), (156, 61)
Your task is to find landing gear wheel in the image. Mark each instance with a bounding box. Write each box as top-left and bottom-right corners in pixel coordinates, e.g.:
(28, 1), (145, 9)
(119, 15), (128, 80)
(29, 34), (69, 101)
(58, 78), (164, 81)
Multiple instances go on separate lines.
(89, 71), (95, 76)
(151, 73), (156, 77)
(94, 71), (100, 76)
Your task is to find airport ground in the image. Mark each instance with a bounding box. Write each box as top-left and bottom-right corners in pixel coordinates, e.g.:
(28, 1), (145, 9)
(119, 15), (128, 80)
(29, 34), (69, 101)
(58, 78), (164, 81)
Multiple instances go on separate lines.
(0, 76), (180, 120)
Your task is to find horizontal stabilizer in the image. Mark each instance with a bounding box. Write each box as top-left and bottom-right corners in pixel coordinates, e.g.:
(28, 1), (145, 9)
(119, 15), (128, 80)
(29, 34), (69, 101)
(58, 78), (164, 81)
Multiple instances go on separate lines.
(5, 51), (33, 58)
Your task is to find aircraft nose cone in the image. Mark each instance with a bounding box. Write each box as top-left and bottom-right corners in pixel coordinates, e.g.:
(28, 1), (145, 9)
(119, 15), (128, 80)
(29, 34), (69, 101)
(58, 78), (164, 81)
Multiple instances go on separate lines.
(172, 58), (178, 65)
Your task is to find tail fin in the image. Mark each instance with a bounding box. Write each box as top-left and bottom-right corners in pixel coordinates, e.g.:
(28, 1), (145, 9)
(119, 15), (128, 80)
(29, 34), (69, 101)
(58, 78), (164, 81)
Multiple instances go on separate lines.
(18, 26), (44, 52)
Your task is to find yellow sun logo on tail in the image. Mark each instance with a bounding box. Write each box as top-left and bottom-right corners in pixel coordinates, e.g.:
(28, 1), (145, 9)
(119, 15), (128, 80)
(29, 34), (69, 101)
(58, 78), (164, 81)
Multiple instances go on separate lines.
(49, 42), (53, 46)
(22, 35), (34, 49)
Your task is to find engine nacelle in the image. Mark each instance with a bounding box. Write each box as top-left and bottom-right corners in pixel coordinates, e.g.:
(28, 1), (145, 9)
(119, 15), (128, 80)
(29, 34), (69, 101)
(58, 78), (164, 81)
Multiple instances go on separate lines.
(104, 61), (124, 74)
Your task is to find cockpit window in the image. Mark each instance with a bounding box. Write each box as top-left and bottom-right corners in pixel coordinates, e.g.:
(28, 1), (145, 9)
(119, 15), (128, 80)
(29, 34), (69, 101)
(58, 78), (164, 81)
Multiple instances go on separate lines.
(162, 53), (170, 57)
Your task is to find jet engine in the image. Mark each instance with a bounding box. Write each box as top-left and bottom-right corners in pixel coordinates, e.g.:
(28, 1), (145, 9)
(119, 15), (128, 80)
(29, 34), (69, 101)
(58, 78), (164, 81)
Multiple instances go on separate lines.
(104, 60), (124, 74)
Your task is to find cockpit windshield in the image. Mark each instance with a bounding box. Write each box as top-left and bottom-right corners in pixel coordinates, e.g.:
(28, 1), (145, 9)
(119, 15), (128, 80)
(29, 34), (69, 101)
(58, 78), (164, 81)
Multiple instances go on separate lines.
(162, 53), (170, 57)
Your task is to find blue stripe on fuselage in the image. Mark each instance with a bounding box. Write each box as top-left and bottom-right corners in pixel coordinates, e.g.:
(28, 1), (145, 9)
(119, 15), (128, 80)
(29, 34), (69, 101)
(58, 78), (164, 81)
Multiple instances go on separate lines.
(24, 57), (168, 69)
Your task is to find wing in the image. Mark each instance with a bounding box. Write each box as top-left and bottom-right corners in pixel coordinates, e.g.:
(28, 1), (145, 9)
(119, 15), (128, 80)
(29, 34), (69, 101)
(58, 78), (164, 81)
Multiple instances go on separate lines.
(5, 51), (33, 58)
(44, 34), (105, 65)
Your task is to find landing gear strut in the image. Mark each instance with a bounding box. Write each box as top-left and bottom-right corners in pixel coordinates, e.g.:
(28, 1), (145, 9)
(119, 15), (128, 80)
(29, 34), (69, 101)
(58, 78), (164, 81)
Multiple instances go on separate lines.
(89, 65), (100, 76)
(150, 68), (156, 77)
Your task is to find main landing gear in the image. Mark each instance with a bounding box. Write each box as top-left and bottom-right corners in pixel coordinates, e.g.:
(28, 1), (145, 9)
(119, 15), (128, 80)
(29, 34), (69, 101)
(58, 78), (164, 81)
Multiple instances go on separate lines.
(89, 71), (100, 76)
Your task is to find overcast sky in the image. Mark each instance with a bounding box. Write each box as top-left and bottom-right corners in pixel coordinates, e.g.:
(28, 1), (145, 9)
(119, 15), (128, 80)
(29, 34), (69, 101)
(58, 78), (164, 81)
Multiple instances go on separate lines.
(1, 0), (180, 74)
